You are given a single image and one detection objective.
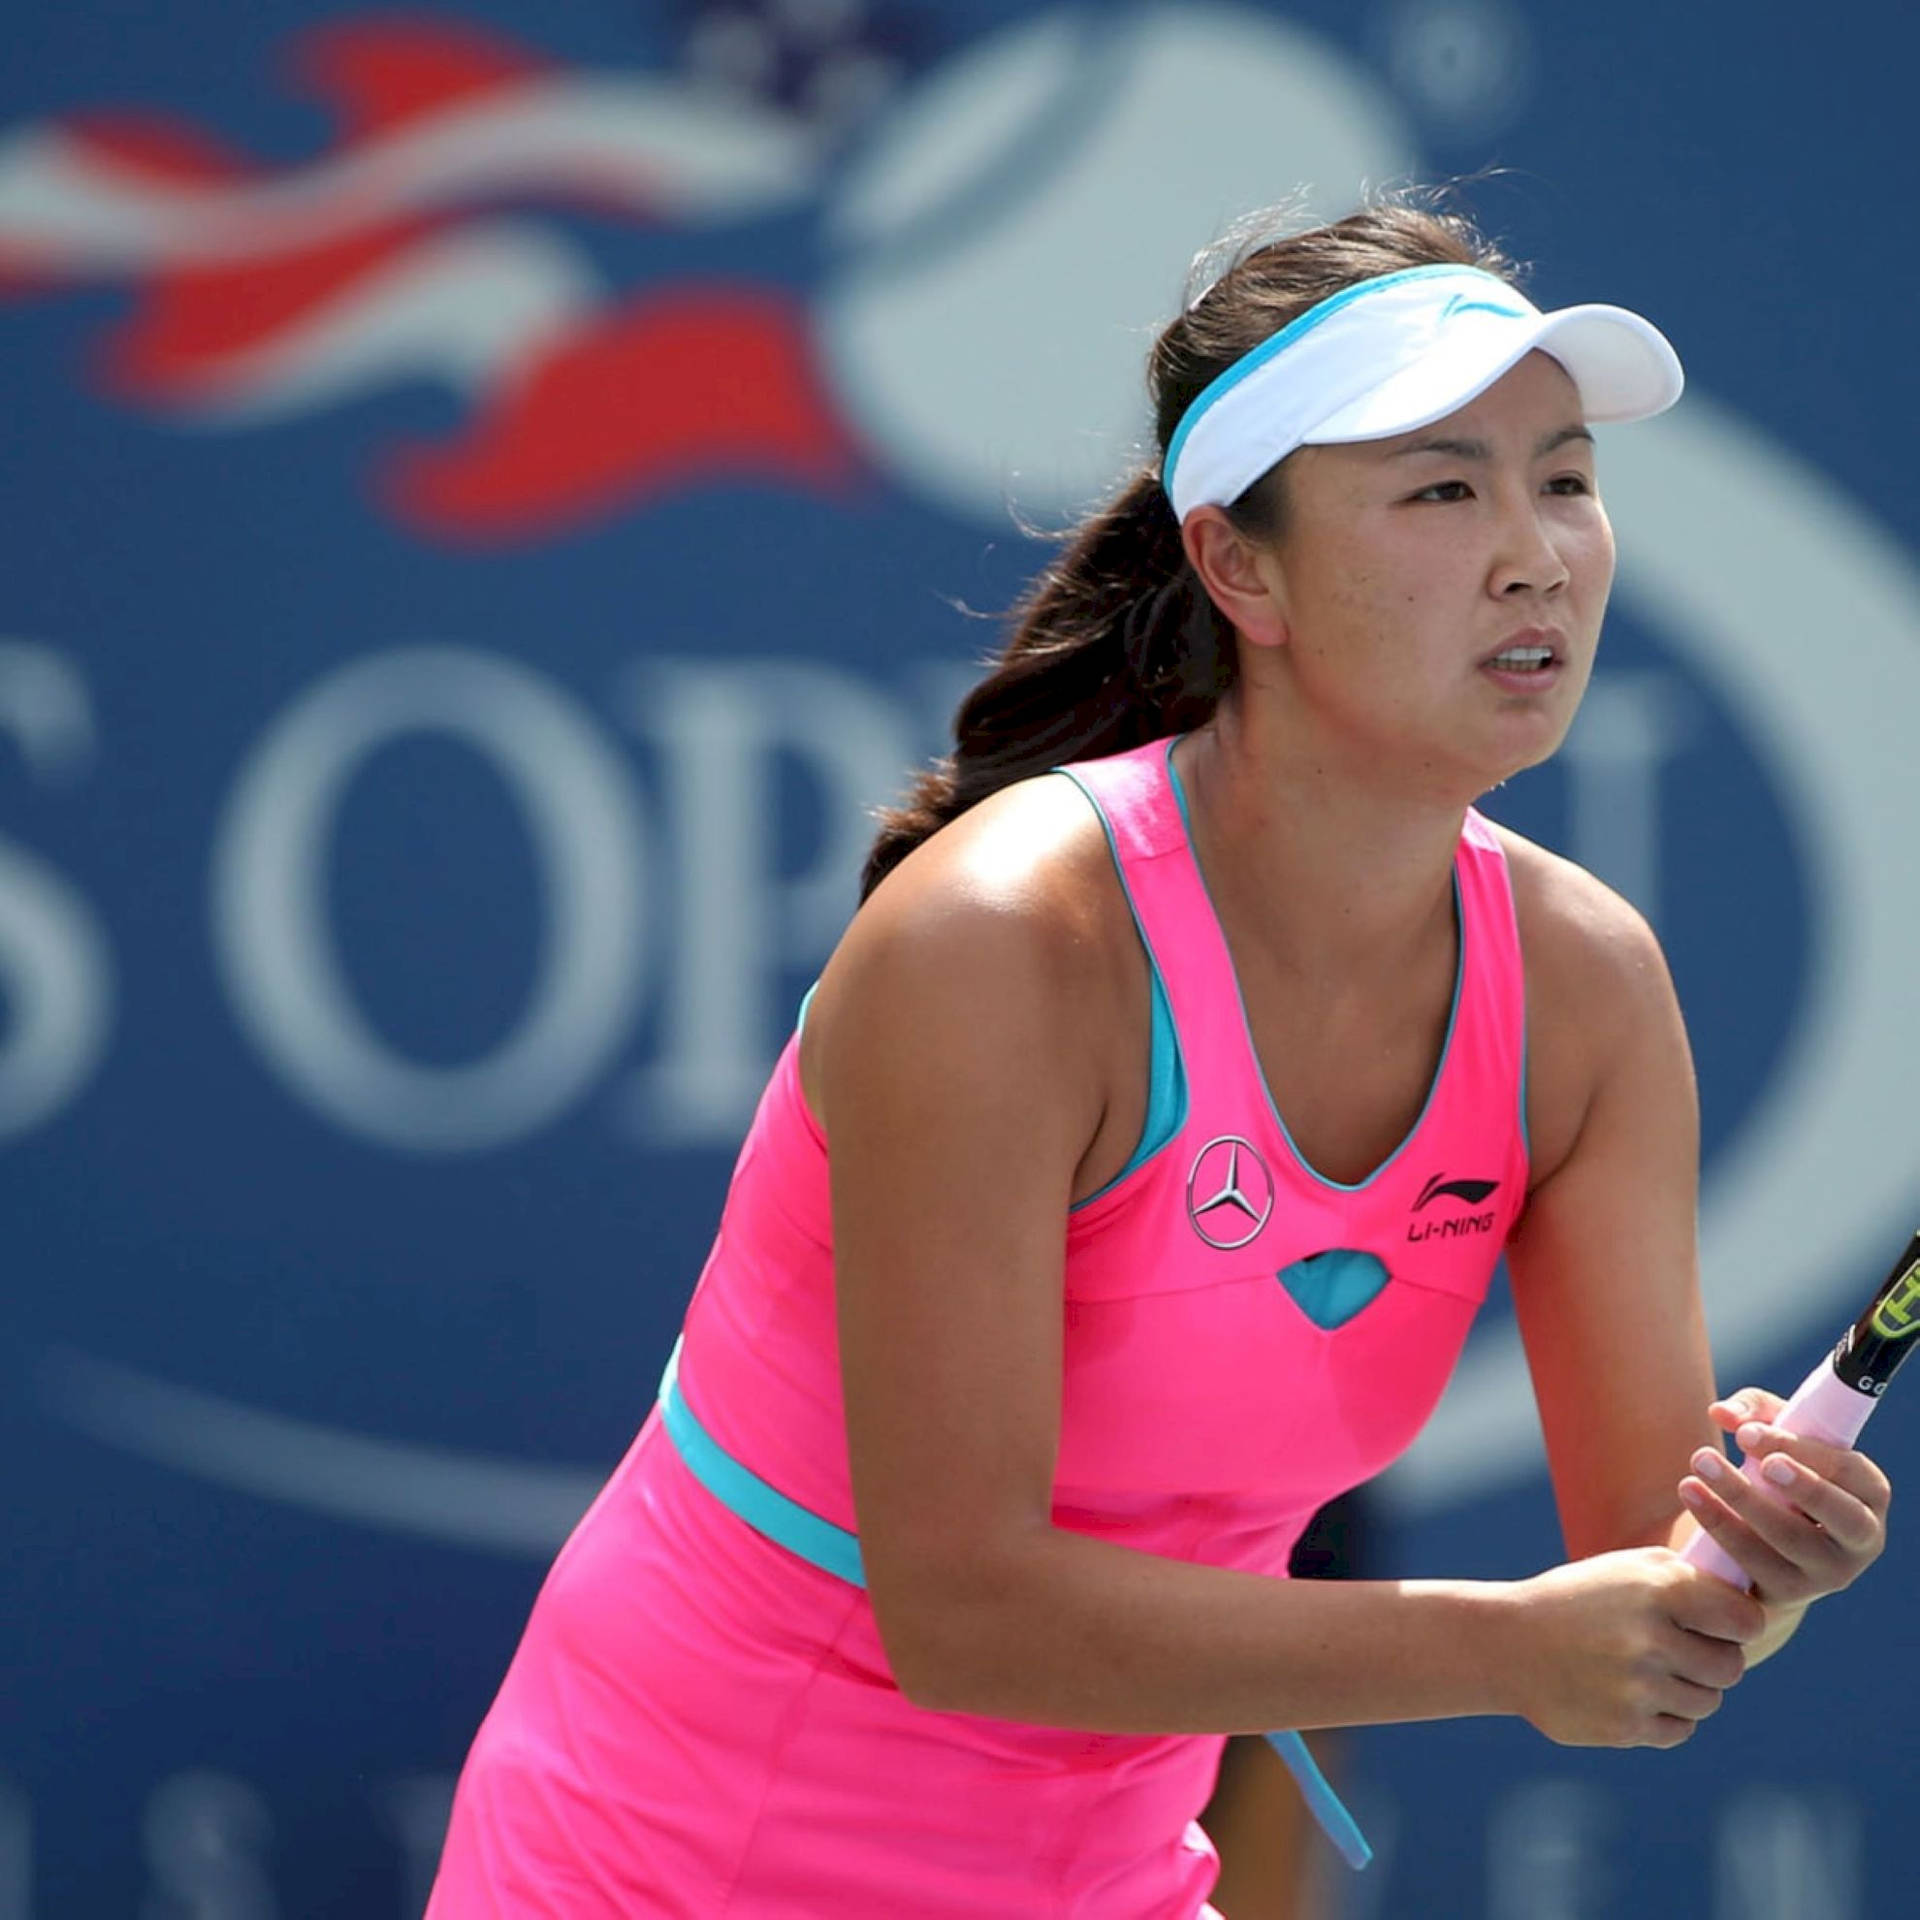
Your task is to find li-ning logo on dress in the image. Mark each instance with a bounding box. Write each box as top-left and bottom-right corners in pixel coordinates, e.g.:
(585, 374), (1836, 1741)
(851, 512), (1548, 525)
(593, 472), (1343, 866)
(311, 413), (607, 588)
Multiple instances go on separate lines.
(1186, 1136), (1274, 1250)
(1408, 1171), (1501, 1242)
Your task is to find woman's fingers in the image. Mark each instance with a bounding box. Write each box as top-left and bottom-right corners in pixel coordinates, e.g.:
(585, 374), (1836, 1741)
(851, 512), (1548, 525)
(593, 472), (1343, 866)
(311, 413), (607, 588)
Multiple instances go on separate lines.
(1665, 1562), (1769, 1646)
(1679, 1456), (1813, 1598)
(1658, 1673), (1728, 1725)
(1515, 1550), (1770, 1749)
(1649, 1623), (1745, 1738)
(1668, 1623), (1748, 1693)
(1677, 1483), (1802, 1601)
(1649, 1714), (1699, 1750)
(1708, 1388), (1785, 1434)
(1679, 1433), (1888, 1602)
(1689, 1387), (1893, 1601)
(1733, 1422), (1892, 1554)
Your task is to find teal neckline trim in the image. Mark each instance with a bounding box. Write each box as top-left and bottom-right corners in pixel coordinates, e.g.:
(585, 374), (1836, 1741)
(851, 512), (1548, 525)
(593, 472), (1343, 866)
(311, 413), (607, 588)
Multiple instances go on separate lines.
(1162, 263), (1512, 496)
(1518, 1010), (1531, 1152)
(1054, 767), (1190, 1211)
(1165, 743), (1466, 1195)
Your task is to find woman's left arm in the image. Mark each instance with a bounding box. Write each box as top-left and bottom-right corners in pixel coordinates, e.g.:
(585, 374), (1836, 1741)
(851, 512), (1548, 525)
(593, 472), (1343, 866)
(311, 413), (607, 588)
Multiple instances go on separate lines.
(1503, 847), (1891, 1664)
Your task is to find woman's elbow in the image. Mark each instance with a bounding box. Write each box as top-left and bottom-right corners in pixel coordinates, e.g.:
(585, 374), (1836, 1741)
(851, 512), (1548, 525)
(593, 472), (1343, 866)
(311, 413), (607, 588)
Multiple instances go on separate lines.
(863, 1540), (1034, 1712)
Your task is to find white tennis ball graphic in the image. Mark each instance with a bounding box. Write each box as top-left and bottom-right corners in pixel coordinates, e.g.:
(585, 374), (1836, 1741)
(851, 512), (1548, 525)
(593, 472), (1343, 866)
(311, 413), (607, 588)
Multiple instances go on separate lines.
(817, 3), (1418, 525)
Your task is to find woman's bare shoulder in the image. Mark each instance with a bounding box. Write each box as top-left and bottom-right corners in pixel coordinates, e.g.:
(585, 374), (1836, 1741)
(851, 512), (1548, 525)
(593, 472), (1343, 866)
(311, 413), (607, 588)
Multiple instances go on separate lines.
(1491, 821), (1674, 1014)
(802, 774), (1138, 1129)
(1488, 821), (1693, 1183)
(840, 772), (1126, 981)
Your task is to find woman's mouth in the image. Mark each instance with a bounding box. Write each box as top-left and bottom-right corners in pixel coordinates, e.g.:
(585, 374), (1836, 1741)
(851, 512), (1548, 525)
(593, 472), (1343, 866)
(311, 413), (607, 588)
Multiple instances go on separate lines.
(1480, 634), (1565, 689)
(1486, 644), (1555, 672)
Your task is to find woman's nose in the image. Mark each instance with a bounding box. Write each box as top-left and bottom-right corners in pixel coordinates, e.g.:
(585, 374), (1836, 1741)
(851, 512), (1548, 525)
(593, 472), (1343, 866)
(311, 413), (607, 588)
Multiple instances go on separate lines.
(1489, 497), (1571, 599)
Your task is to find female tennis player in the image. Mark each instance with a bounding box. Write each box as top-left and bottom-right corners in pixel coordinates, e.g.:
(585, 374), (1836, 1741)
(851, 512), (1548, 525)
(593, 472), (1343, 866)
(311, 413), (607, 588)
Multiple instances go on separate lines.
(427, 198), (1894, 1917)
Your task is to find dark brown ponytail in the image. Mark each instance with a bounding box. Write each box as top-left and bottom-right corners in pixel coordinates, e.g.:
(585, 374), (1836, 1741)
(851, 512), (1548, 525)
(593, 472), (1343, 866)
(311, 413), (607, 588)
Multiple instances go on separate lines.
(860, 195), (1520, 900)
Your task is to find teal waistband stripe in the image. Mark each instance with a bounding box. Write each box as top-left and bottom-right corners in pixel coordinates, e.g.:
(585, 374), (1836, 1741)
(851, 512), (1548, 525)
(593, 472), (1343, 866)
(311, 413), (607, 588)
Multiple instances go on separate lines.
(1261, 1731), (1373, 1871)
(657, 1337), (867, 1587)
(656, 1338), (1368, 1870)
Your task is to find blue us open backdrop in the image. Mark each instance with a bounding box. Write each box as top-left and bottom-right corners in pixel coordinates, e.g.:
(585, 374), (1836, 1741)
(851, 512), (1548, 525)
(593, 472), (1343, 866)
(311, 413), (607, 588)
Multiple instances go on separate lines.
(4, 2), (1918, 1913)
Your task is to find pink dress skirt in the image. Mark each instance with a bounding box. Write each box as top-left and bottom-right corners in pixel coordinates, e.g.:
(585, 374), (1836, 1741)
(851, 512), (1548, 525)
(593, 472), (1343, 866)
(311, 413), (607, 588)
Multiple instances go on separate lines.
(429, 1408), (1226, 1916)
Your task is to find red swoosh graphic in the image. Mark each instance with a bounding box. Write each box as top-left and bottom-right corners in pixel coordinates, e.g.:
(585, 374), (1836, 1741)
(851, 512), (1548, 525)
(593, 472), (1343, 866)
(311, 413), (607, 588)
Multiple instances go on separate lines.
(384, 286), (864, 541)
(0, 111), (257, 298)
(95, 217), (440, 391)
(290, 17), (552, 143)
(61, 110), (258, 185)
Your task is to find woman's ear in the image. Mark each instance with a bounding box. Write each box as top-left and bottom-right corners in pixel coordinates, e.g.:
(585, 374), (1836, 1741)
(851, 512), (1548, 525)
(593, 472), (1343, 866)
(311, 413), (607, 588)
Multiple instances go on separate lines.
(1179, 507), (1289, 651)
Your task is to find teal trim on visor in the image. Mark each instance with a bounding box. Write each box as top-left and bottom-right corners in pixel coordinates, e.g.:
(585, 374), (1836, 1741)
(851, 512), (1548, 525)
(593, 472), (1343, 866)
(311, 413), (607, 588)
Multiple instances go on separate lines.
(1161, 263), (1523, 501)
(1440, 294), (1528, 322)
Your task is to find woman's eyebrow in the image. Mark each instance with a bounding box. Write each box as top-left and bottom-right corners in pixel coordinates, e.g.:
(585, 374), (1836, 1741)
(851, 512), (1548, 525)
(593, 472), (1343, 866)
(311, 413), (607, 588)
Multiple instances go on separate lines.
(1390, 423), (1594, 461)
(1390, 434), (1488, 460)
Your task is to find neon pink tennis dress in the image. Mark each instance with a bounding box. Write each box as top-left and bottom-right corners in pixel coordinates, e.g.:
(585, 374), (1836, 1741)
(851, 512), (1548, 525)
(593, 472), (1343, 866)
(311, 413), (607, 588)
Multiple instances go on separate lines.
(428, 735), (1529, 1916)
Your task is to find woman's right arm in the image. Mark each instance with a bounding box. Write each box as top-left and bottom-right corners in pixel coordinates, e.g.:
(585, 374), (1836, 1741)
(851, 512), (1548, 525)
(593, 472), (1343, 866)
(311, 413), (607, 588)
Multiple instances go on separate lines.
(809, 791), (1765, 1746)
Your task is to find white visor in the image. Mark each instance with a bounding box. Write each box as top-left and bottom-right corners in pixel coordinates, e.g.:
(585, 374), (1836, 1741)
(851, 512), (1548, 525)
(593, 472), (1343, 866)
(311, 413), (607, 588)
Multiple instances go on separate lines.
(1162, 263), (1684, 522)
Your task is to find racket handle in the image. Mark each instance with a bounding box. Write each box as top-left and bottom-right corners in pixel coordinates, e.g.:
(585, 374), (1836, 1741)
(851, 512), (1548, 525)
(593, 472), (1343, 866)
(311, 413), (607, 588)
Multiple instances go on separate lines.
(1678, 1358), (1878, 1588)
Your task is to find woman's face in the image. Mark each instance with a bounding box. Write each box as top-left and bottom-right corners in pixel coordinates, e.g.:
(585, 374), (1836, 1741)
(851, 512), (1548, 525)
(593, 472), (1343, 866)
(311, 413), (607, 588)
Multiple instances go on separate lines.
(1251, 349), (1616, 793)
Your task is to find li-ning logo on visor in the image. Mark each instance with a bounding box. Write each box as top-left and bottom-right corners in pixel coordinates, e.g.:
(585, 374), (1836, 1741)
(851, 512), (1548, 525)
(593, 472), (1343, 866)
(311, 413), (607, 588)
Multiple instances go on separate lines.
(1439, 293), (1529, 323)
(1187, 1136), (1275, 1250)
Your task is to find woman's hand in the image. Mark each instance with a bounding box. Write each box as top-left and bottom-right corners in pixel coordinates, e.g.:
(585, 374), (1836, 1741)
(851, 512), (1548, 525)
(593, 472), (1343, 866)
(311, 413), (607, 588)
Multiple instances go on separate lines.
(1505, 1548), (1767, 1749)
(1677, 1387), (1893, 1607)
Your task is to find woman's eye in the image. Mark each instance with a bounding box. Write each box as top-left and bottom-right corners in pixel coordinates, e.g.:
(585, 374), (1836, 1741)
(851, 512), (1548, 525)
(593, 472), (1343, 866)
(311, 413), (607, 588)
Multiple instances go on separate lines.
(1544, 473), (1592, 496)
(1413, 479), (1473, 502)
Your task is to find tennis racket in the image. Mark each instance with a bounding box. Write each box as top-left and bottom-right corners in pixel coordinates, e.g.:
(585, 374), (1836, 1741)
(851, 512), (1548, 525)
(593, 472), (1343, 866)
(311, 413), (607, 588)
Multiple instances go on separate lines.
(1680, 1227), (1920, 1587)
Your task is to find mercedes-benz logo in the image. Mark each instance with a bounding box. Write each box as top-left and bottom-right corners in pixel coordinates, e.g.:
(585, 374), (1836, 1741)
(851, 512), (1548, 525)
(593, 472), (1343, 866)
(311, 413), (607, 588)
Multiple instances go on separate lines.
(1186, 1135), (1274, 1250)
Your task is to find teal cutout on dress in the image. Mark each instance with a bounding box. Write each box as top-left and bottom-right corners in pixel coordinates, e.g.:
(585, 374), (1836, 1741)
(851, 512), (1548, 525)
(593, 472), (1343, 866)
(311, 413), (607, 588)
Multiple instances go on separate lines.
(1276, 1249), (1391, 1330)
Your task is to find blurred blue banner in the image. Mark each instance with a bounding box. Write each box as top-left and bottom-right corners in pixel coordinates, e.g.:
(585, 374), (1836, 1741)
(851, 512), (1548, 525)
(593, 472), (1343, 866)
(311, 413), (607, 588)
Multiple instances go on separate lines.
(4, 2), (1918, 1913)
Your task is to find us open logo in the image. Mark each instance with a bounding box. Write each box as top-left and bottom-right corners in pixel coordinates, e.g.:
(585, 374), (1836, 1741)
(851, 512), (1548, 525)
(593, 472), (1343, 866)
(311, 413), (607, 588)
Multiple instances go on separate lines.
(1186, 1136), (1275, 1251)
